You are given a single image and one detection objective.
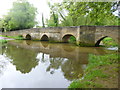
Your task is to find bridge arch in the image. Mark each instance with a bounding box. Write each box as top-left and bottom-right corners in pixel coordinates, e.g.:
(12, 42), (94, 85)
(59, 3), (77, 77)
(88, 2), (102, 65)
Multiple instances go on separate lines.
(41, 34), (49, 41)
(95, 36), (117, 47)
(25, 34), (31, 40)
(62, 34), (76, 43)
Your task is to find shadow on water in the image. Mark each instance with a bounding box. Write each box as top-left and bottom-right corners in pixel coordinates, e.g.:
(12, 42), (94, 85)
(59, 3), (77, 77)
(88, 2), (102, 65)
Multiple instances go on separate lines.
(1, 40), (115, 81)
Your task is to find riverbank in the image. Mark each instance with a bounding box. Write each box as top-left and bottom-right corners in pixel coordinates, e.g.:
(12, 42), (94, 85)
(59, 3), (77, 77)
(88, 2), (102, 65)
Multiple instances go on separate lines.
(0, 35), (25, 43)
(0, 39), (8, 43)
(69, 53), (119, 88)
(0, 35), (24, 40)
(0, 35), (15, 43)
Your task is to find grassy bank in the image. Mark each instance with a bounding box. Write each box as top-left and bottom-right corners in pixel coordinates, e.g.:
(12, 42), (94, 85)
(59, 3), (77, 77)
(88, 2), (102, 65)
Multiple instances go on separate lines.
(0, 39), (8, 43)
(0, 35), (24, 44)
(69, 53), (118, 88)
(7, 36), (24, 40)
(0, 35), (24, 40)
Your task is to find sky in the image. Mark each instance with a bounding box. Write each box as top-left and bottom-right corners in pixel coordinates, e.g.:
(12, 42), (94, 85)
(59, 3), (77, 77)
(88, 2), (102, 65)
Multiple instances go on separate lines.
(0, 0), (63, 26)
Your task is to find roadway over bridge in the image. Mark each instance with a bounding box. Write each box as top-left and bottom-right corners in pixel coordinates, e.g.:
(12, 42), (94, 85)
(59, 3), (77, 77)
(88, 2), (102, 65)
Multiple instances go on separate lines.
(2, 26), (119, 46)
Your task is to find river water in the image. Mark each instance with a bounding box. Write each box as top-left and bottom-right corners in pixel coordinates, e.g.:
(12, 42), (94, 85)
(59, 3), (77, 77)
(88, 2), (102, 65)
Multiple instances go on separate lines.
(0, 40), (115, 88)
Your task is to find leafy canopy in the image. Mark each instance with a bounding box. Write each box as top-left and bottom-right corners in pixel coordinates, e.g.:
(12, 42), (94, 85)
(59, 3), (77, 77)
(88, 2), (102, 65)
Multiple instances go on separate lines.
(46, 1), (119, 27)
(1, 0), (37, 31)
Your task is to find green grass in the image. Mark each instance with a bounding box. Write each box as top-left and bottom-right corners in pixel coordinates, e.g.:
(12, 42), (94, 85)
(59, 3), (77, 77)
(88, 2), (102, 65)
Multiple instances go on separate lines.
(69, 81), (102, 88)
(0, 35), (24, 40)
(69, 53), (118, 88)
(6, 35), (24, 40)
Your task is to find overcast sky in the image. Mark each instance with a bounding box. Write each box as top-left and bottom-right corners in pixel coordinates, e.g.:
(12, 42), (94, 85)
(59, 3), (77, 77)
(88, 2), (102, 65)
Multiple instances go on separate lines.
(0, 0), (63, 26)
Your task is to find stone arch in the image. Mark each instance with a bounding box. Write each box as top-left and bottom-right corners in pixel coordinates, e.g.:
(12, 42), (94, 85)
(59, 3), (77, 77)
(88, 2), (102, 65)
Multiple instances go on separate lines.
(62, 34), (76, 43)
(25, 34), (31, 40)
(41, 34), (49, 41)
(95, 36), (117, 47)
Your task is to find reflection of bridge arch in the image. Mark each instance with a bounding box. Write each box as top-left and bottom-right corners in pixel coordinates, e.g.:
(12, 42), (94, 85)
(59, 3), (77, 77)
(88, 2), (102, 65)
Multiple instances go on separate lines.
(41, 34), (49, 41)
(62, 34), (76, 43)
(40, 41), (49, 48)
(25, 40), (32, 45)
(25, 34), (31, 40)
(95, 36), (117, 47)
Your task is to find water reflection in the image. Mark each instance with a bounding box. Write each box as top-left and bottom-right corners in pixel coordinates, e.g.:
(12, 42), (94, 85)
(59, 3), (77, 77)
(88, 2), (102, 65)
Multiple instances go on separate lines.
(0, 40), (115, 88)
(0, 54), (10, 77)
(2, 43), (39, 74)
(46, 57), (64, 74)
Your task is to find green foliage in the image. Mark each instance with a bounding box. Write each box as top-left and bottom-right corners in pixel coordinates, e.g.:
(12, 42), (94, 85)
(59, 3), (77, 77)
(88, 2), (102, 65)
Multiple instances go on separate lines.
(46, 2), (59, 27)
(102, 37), (118, 47)
(60, 16), (74, 26)
(68, 36), (76, 44)
(47, 2), (65, 27)
(0, 18), (4, 31)
(36, 26), (42, 28)
(0, 40), (8, 43)
(47, 1), (119, 26)
(53, 12), (59, 27)
(46, 12), (59, 27)
(1, 0), (37, 31)
(67, 2), (119, 26)
(69, 53), (118, 88)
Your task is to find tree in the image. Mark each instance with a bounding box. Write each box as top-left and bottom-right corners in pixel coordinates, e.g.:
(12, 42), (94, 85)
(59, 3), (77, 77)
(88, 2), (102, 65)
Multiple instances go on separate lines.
(3, 0), (37, 31)
(42, 13), (45, 28)
(0, 18), (3, 31)
(46, 12), (59, 27)
(46, 2), (59, 27)
(47, 1), (119, 26)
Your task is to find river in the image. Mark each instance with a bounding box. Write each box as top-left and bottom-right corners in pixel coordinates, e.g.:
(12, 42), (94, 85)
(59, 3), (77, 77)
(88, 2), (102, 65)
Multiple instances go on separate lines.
(0, 40), (116, 88)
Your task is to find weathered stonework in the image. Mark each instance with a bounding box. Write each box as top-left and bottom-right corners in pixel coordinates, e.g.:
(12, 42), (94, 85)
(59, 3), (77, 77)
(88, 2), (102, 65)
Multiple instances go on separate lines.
(2, 26), (119, 46)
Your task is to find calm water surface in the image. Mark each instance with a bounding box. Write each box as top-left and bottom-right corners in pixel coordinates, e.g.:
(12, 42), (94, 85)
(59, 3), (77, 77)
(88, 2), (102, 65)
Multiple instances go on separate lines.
(0, 40), (115, 88)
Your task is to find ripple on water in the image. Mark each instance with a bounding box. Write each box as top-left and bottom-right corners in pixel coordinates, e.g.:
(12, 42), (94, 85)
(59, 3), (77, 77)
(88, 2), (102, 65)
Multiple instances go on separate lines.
(106, 47), (118, 51)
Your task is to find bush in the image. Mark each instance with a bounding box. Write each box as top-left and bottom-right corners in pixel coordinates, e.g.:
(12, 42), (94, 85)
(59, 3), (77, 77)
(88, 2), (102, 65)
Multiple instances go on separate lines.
(69, 36), (76, 44)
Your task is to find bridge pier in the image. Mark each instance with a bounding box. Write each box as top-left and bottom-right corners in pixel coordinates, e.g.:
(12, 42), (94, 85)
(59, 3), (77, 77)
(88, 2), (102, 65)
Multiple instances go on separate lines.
(78, 26), (96, 46)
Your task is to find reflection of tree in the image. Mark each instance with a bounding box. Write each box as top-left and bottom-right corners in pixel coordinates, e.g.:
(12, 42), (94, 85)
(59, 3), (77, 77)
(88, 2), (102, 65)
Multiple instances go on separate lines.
(46, 57), (84, 81)
(61, 59), (84, 81)
(0, 54), (8, 77)
(0, 60), (4, 76)
(2, 41), (86, 81)
(46, 58), (64, 74)
(3, 44), (39, 74)
(41, 53), (46, 63)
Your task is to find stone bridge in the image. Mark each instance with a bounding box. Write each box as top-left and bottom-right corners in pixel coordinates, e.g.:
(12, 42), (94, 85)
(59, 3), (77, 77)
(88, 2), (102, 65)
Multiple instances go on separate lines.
(2, 26), (119, 46)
